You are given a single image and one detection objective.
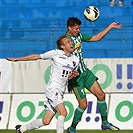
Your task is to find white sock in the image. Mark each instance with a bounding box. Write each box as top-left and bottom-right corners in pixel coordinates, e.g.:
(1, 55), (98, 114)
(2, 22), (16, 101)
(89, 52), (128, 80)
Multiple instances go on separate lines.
(20, 119), (44, 132)
(56, 115), (65, 133)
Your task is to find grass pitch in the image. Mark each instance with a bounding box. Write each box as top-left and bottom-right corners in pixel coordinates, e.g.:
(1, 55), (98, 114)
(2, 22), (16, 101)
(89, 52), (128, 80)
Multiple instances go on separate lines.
(0, 130), (133, 133)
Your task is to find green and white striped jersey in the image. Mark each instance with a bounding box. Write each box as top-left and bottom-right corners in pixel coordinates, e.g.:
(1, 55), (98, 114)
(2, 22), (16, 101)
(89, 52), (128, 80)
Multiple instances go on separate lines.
(66, 33), (92, 74)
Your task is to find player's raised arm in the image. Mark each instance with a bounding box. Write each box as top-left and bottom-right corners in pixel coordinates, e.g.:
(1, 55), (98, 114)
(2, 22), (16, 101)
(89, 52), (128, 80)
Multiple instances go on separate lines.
(90, 22), (122, 42)
(6, 54), (41, 62)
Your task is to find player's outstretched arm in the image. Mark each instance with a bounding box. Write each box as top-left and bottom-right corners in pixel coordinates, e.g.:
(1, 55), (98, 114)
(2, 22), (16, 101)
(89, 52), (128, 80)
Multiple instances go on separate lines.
(6, 54), (41, 62)
(90, 22), (122, 42)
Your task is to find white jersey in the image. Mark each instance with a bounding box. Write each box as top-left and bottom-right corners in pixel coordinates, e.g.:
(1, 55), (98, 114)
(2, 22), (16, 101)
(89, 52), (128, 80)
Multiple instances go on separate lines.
(40, 49), (79, 93)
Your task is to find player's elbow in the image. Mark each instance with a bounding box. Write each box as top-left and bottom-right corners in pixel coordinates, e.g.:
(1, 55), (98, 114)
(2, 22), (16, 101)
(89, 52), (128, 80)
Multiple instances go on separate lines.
(90, 36), (100, 42)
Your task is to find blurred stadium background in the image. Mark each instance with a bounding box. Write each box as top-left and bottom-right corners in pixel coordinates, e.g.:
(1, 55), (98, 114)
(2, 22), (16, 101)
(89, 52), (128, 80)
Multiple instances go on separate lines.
(0, 0), (132, 58)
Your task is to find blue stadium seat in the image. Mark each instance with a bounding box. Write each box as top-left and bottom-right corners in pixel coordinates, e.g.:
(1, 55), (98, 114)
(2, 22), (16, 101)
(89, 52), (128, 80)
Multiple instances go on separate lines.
(0, 0), (132, 58)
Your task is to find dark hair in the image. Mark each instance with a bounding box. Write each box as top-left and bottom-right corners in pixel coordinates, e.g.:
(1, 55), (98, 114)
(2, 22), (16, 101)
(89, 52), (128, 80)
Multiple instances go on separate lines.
(56, 35), (67, 50)
(67, 17), (82, 27)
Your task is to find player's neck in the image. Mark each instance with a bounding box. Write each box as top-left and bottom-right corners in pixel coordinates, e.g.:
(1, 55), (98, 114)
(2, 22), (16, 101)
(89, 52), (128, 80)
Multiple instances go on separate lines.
(66, 32), (72, 37)
(64, 51), (71, 57)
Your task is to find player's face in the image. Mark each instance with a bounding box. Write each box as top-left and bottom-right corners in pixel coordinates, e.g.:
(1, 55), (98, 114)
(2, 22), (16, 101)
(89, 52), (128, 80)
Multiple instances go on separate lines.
(68, 24), (80, 37)
(62, 37), (74, 54)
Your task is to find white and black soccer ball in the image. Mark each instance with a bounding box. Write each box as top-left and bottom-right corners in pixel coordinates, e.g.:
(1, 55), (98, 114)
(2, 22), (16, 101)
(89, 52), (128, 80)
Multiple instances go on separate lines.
(84, 6), (100, 22)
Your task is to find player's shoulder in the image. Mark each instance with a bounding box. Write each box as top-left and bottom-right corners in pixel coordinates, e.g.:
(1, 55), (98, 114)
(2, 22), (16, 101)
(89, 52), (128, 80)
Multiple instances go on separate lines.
(53, 49), (64, 54)
(48, 49), (64, 57)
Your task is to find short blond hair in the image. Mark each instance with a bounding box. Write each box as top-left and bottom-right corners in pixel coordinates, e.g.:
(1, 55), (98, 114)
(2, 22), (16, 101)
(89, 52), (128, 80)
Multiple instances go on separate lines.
(56, 35), (67, 50)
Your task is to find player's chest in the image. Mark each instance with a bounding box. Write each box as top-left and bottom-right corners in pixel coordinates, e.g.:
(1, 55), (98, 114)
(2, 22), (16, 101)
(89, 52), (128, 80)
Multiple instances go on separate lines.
(53, 55), (76, 70)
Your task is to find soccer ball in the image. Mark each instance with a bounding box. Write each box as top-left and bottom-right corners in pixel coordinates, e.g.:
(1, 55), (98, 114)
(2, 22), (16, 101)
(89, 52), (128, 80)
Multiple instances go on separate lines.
(84, 6), (100, 22)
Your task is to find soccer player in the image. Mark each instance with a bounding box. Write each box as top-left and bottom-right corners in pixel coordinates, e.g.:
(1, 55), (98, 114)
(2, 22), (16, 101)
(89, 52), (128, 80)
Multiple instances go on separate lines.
(66, 17), (122, 132)
(7, 35), (79, 133)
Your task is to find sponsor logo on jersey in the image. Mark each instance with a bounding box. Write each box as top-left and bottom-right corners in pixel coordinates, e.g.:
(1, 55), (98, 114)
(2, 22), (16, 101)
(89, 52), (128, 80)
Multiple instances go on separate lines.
(59, 56), (66, 59)
(62, 64), (73, 70)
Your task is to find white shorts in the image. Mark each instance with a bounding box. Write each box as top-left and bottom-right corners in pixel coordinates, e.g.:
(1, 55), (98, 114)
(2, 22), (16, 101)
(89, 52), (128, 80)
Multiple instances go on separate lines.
(44, 87), (64, 114)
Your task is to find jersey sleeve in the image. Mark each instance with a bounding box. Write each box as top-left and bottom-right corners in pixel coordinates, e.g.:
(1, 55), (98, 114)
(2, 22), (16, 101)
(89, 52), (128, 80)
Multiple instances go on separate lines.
(40, 49), (58, 59)
(81, 33), (92, 42)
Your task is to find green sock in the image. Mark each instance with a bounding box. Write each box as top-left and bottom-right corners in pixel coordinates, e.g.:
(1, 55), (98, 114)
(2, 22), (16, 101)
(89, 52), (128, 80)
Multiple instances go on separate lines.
(70, 106), (85, 131)
(97, 100), (109, 125)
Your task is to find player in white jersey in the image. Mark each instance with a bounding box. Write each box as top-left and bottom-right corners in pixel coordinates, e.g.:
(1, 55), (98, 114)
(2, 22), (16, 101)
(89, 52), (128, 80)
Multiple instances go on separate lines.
(7, 35), (79, 133)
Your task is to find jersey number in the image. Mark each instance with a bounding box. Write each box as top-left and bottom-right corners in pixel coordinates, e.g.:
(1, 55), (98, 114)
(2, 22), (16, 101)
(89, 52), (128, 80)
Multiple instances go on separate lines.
(62, 70), (70, 77)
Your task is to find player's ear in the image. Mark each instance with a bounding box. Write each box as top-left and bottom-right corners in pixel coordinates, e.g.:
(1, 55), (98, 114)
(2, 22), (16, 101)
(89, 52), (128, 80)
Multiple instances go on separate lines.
(68, 26), (72, 31)
(60, 44), (65, 50)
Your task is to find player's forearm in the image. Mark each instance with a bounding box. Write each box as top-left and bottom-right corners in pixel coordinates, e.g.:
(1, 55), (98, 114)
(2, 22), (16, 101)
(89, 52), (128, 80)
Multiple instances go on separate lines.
(94, 22), (122, 41)
(91, 25), (112, 41)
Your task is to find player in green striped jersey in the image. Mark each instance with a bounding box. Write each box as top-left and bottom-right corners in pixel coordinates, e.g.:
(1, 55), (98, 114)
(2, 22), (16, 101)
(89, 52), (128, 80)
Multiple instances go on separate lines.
(66, 17), (122, 132)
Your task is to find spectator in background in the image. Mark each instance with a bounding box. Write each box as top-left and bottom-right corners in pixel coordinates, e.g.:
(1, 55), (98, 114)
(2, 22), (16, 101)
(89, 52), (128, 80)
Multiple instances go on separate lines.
(110, 0), (124, 6)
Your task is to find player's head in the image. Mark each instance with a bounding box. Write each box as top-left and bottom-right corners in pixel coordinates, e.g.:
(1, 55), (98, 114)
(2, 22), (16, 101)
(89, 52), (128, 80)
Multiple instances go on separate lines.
(57, 35), (67, 50)
(67, 17), (82, 27)
(56, 35), (74, 54)
(66, 17), (82, 37)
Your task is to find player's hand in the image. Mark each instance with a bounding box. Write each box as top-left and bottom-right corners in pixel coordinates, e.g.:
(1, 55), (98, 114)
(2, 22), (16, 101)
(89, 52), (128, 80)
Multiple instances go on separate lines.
(6, 58), (18, 61)
(68, 69), (79, 80)
(110, 22), (122, 29)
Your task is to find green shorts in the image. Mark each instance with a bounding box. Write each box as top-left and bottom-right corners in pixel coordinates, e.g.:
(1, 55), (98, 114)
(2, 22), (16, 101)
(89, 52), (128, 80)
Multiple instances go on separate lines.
(73, 68), (98, 100)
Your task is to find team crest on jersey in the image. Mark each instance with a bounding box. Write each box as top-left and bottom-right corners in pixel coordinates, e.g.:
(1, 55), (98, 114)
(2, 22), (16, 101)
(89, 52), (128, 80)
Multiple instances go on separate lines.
(74, 43), (81, 53)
